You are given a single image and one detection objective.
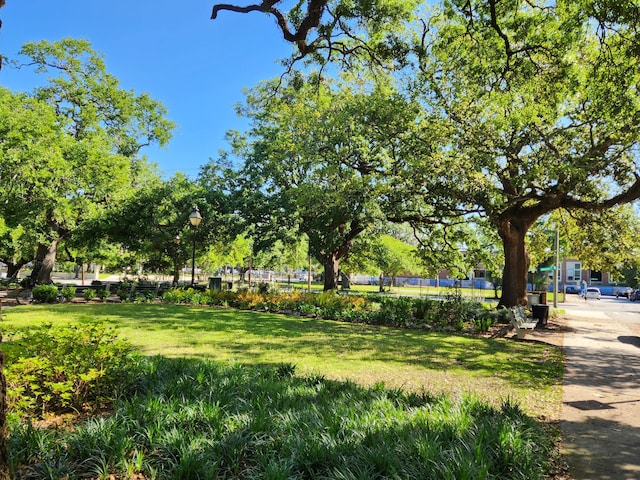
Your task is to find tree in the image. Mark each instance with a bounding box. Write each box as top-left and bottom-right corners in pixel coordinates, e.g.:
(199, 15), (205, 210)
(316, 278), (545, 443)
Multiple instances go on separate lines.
(1, 39), (174, 284)
(200, 234), (252, 281)
(393, 1), (640, 307)
(95, 174), (207, 284)
(552, 206), (640, 281)
(0, 87), (69, 278)
(212, 1), (640, 308)
(357, 235), (422, 290)
(211, 0), (416, 69)
(226, 76), (419, 290)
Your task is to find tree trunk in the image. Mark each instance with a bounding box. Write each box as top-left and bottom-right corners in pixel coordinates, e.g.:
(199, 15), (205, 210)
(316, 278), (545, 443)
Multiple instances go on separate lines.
(498, 217), (534, 308)
(172, 261), (180, 285)
(6, 261), (26, 279)
(32, 239), (60, 284)
(323, 253), (340, 291)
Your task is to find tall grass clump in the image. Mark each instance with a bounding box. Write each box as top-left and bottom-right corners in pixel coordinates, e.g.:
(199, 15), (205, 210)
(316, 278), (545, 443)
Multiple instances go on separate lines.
(8, 357), (554, 479)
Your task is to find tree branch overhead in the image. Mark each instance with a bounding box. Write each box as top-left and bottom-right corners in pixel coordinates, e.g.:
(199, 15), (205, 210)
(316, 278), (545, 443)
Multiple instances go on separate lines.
(211, 0), (327, 55)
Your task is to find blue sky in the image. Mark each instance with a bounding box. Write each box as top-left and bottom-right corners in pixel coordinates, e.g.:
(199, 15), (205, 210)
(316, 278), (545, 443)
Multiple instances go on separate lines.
(0, 0), (293, 177)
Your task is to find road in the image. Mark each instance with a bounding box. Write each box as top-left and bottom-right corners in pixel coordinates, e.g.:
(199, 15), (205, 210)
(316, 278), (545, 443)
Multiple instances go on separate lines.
(562, 293), (640, 336)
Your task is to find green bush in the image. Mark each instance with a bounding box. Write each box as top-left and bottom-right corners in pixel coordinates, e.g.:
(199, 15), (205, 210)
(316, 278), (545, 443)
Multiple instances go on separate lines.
(157, 286), (505, 333)
(257, 282), (270, 294)
(31, 285), (60, 303)
(60, 285), (76, 302)
(95, 288), (110, 302)
(5, 323), (140, 420)
(83, 288), (97, 301)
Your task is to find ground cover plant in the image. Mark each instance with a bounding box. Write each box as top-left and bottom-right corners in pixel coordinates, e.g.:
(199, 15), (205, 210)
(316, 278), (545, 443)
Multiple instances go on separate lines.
(0, 300), (564, 478)
(7, 356), (555, 479)
(160, 288), (508, 334)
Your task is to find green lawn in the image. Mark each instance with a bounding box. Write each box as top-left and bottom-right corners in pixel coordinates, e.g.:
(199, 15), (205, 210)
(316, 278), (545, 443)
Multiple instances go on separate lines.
(1, 303), (563, 420)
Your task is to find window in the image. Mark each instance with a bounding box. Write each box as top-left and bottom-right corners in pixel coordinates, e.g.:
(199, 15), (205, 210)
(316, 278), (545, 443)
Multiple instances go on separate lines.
(566, 262), (581, 282)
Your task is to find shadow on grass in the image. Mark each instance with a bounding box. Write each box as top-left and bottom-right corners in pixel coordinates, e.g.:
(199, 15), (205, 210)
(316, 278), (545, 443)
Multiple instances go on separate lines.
(9, 356), (554, 479)
(2, 303), (562, 390)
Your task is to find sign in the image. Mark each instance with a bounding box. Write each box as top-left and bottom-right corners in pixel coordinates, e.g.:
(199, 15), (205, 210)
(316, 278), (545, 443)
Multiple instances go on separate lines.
(540, 266), (555, 272)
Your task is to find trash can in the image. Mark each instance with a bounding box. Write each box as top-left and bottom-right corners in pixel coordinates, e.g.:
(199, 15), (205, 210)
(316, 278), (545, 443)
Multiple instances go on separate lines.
(208, 277), (222, 291)
(539, 291), (547, 304)
(531, 304), (549, 327)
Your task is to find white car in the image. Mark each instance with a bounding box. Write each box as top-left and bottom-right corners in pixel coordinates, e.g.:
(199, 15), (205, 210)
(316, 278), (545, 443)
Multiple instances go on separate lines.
(582, 287), (601, 300)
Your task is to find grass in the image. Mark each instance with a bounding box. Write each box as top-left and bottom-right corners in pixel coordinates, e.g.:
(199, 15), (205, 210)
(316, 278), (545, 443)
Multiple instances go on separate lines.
(8, 356), (555, 479)
(1, 303), (563, 420)
(2, 302), (564, 479)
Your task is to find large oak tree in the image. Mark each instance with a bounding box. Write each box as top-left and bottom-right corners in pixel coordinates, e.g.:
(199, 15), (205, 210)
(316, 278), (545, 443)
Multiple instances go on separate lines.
(225, 76), (419, 290)
(0, 39), (174, 284)
(213, 0), (640, 307)
(402, 0), (640, 306)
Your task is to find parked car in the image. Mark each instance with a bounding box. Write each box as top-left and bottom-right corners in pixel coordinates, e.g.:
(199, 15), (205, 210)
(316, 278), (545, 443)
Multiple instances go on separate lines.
(630, 290), (640, 301)
(616, 287), (633, 298)
(581, 287), (601, 300)
(565, 285), (581, 294)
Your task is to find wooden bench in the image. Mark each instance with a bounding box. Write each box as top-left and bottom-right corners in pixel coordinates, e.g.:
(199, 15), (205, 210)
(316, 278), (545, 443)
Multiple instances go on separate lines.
(510, 305), (538, 339)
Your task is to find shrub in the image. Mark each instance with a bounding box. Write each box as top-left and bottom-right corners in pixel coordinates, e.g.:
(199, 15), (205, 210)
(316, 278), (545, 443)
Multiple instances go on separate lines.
(95, 288), (110, 302)
(161, 287), (208, 305)
(117, 282), (135, 302)
(31, 285), (60, 304)
(5, 324), (140, 420)
(413, 297), (435, 321)
(473, 315), (494, 333)
(83, 288), (97, 301)
(60, 286), (76, 302)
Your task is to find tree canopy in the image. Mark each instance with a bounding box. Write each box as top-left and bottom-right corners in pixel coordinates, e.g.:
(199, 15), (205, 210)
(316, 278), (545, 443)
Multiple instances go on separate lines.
(211, 0), (416, 69)
(212, 0), (640, 306)
(0, 39), (174, 283)
(224, 75), (420, 289)
(402, 0), (640, 306)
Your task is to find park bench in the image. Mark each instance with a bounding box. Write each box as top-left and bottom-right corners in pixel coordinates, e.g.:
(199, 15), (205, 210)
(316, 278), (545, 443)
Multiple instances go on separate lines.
(125, 282), (172, 301)
(65, 283), (109, 297)
(509, 305), (538, 339)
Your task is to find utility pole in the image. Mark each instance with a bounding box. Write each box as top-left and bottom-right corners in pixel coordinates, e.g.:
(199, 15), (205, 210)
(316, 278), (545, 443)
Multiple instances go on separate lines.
(553, 226), (560, 308)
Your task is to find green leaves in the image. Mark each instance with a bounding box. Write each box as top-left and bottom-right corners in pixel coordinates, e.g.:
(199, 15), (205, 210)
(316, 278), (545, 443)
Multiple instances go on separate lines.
(5, 323), (138, 419)
(1, 39), (174, 281)
(230, 75), (422, 287)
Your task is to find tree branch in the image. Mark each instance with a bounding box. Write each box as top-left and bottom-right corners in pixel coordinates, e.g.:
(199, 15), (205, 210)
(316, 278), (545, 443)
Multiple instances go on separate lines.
(211, 0), (327, 55)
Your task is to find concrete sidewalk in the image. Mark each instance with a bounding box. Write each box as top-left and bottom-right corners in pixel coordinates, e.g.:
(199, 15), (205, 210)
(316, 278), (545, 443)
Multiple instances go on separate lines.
(561, 302), (640, 479)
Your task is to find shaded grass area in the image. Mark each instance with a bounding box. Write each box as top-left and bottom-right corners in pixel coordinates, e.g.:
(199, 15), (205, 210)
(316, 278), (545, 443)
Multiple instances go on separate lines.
(1, 303), (563, 419)
(10, 357), (554, 479)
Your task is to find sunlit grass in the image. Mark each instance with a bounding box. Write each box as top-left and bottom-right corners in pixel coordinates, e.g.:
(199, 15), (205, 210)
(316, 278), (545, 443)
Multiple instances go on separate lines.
(1, 303), (563, 420)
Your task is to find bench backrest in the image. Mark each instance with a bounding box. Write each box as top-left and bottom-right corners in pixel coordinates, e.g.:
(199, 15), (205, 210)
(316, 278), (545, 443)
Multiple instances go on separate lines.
(511, 305), (528, 325)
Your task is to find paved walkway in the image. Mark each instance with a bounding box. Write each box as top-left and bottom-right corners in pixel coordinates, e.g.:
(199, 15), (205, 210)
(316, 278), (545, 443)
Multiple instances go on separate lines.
(560, 300), (640, 479)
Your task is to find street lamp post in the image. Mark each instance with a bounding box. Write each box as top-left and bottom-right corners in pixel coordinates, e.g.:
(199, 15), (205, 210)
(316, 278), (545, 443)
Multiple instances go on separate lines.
(553, 226), (559, 308)
(189, 206), (202, 286)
